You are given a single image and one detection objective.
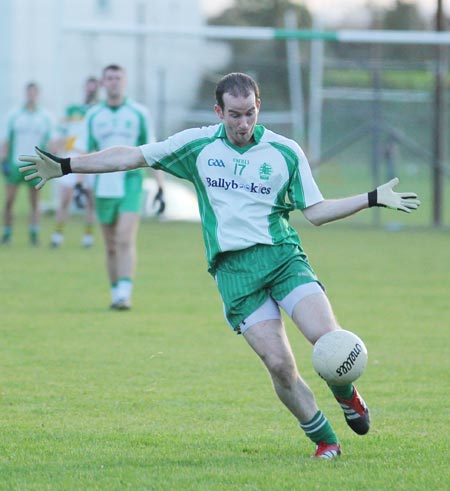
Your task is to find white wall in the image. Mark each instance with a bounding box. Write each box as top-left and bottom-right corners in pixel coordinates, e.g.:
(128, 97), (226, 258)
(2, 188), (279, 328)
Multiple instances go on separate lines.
(0, 0), (230, 138)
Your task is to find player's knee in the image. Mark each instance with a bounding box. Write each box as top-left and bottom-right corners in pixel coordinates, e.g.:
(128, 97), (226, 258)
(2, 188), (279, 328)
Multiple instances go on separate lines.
(266, 357), (297, 389)
(116, 236), (133, 251)
(311, 325), (340, 345)
(105, 243), (116, 256)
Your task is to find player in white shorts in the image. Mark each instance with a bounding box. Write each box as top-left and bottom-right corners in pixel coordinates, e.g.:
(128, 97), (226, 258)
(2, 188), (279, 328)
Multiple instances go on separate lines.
(20, 73), (420, 459)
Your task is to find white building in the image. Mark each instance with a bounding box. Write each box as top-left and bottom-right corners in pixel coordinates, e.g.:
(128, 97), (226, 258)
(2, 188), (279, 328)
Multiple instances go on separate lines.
(0, 0), (230, 138)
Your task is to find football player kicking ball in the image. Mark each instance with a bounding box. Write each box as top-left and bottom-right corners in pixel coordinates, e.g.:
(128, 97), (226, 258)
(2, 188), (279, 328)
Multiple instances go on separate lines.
(20, 72), (420, 459)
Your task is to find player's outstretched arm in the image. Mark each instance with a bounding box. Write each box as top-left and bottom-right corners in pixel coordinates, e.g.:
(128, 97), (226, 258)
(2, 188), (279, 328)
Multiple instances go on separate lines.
(19, 146), (146, 189)
(303, 177), (420, 226)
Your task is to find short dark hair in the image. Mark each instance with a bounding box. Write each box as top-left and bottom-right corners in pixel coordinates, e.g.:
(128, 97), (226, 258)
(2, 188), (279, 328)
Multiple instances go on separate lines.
(102, 64), (125, 75)
(215, 72), (260, 110)
(26, 81), (39, 91)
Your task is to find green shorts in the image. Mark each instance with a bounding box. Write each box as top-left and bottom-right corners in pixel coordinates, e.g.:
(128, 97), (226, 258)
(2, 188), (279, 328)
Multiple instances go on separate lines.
(4, 162), (40, 187)
(215, 243), (319, 330)
(95, 169), (144, 224)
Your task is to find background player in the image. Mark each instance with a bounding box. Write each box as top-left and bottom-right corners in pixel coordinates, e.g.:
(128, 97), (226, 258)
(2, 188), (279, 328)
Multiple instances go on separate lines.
(50, 76), (99, 248)
(1, 82), (53, 245)
(82, 64), (165, 310)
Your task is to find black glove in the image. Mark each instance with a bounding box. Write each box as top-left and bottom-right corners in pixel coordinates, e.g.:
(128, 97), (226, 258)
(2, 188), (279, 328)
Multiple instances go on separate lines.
(153, 186), (165, 215)
(73, 183), (89, 209)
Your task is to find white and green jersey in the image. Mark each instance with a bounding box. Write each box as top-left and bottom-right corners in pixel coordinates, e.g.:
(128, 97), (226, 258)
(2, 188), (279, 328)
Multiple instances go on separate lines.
(4, 106), (53, 165)
(140, 124), (323, 273)
(83, 98), (150, 198)
(58, 103), (93, 155)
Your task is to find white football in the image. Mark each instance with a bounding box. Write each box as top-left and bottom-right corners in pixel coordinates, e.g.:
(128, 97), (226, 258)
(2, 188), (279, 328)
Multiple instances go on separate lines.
(312, 330), (368, 385)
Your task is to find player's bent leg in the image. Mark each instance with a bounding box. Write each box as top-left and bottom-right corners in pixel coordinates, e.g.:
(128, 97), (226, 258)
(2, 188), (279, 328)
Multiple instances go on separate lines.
(244, 317), (318, 422)
(242, 308), (340, 458)
(283, 286), (370, 436)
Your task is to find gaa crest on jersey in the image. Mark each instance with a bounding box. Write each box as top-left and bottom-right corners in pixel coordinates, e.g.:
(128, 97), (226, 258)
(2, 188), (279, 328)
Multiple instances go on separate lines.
(208, 158), (225, 167)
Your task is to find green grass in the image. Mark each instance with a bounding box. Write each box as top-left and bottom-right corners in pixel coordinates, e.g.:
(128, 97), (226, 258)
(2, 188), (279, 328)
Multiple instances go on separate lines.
(1, 194), (449, 490)
(324, 68), (437, 91)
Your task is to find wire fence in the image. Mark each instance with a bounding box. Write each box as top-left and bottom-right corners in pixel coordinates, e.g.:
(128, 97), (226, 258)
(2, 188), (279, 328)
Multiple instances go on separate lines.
(182, 36), (450, 229)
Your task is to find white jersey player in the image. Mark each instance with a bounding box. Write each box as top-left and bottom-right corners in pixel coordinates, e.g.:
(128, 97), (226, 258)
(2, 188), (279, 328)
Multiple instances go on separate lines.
(19, 72), (421, 459)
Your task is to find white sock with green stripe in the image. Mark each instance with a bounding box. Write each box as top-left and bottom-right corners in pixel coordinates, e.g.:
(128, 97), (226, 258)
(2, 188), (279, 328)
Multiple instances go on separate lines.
(117, 278), (133, 300)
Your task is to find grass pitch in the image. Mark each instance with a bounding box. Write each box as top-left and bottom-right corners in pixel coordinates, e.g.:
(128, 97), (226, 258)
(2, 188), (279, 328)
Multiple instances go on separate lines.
(1, 203), (449, 490)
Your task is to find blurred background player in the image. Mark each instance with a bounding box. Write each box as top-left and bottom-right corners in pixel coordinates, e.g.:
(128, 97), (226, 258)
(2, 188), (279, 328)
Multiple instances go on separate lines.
(84, 64), (165, 310)
(1, 82), (53, 245)
(50, 76), (99, 248)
